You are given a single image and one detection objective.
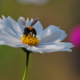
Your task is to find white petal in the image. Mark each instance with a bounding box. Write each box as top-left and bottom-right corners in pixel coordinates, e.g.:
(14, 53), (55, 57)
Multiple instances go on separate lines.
(33, 21), (43, 36)
(30, 18), (33, 22)
(19, 17), (25, 25)
(0, 23), (20, 39)
(25, 45), (43, 53)
(0, 33), (23, 47)
(26, 18), (31, 27)
(0, 41), (24, 47)
(0, 18), (16, 36)
(1, 16), (22, 39)
(7, 16), (23, 38)
(35, 42), (74, 53)
(0, 41), (24, 48)
(18, 17), (24, 34)
(38, 25), (67, 43)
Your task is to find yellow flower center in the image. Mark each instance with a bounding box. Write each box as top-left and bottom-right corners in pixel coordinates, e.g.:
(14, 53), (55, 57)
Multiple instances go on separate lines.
(21, 34), (40, 46)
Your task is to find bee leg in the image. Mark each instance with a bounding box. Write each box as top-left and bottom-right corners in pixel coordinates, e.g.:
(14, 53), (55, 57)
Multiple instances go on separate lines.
(32, 32), (33, 36)
(33, 29), (37, 37)
(34, 35), (36, 37)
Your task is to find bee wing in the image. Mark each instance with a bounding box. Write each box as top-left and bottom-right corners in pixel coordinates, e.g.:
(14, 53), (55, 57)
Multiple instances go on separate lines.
(30, 18), (39, 26)
(20, 17), (26, 28)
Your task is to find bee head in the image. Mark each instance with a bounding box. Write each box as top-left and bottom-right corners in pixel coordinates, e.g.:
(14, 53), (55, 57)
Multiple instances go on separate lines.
(21, 17), (39, 36)
(23, 27), (30, 36)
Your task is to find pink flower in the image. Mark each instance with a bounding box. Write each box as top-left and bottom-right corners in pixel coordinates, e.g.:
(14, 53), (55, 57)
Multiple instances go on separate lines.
(68, 24), (80, 48)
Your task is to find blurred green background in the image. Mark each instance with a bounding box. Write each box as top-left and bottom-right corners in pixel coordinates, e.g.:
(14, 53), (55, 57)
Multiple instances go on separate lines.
(0, 0), (80, 80)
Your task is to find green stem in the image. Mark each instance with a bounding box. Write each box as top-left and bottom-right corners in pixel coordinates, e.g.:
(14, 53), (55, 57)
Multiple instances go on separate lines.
(22, 52), (30, 80)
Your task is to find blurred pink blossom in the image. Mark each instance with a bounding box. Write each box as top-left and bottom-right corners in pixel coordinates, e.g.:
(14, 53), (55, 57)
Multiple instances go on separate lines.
(68, 24), (80, 48)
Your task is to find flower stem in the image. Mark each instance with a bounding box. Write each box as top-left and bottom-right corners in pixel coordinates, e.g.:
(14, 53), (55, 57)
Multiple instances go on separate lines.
(22, 52), (30, 80)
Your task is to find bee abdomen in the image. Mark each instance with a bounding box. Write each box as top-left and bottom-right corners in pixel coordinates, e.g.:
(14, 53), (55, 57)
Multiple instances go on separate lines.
(30, 28), (37, 36)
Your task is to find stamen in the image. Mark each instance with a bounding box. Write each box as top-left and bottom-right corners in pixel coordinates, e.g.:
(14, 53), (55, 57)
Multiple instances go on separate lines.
(21, 34), (40, 46)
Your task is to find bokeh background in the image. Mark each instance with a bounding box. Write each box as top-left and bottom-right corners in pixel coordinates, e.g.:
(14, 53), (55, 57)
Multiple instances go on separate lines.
(0, 0), (80, 80)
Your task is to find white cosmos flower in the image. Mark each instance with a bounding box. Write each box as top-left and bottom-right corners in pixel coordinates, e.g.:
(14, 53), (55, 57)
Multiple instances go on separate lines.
(17, 0), (49, 5)
(0, 16), (74, 53)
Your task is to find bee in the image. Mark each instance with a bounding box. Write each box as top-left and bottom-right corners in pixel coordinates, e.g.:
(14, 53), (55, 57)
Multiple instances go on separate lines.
(21, 18), (39, 37)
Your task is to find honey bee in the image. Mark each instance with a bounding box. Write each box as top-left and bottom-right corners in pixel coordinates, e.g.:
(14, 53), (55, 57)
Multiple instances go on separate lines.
(22, 18), (39, 37)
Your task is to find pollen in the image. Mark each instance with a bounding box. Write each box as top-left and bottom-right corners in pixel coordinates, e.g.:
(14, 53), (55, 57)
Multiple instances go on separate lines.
(21, 34), (40, 46)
